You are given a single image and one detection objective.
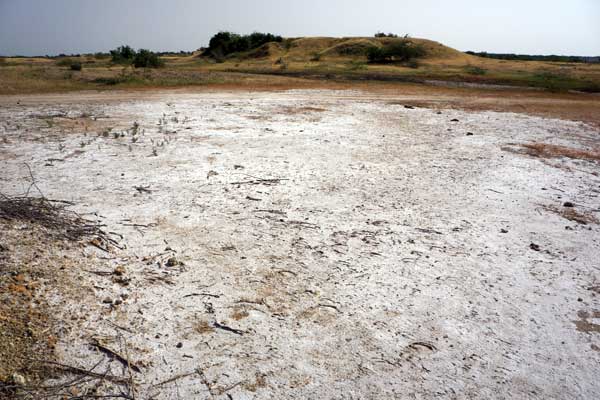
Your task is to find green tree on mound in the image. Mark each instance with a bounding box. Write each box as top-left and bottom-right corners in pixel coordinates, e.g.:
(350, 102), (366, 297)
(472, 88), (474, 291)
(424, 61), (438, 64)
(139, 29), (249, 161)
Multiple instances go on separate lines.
(204, 31), (283, 58)
(367, 40), (426, 63)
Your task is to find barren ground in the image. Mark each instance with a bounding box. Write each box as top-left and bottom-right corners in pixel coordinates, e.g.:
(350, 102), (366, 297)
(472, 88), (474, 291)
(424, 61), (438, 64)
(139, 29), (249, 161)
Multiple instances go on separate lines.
(1, 88), (599, 399)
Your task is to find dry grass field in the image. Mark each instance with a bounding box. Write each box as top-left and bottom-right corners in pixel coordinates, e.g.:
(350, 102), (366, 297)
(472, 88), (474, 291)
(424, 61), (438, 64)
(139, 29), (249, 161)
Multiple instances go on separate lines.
(2, 36), (600, 95)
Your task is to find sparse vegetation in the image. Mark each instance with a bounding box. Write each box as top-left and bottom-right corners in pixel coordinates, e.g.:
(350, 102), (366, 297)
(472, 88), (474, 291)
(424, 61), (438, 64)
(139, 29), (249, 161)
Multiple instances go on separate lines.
(543, 204), (599, 225)
(347, 60), (367, 71)
(55, 58), (74, 67)
(70, 62), (82, 71)
(519, 142), (600, 162)
(1, 36), (599, 94)
(464, 65), (486, 75)
(466, 51), (599, 64)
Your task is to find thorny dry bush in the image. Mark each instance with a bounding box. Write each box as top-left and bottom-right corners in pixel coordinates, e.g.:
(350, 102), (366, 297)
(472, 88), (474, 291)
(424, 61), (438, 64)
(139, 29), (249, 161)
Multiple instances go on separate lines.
(0, 177), (132, 399)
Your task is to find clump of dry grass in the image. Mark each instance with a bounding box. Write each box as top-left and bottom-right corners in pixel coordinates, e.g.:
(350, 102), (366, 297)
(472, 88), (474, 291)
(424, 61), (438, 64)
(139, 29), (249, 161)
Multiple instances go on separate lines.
(543, 204), (598, 225)
(0, 194), (101, 240)
(520, 142), (600, 162)
(280, 106), (327, 115)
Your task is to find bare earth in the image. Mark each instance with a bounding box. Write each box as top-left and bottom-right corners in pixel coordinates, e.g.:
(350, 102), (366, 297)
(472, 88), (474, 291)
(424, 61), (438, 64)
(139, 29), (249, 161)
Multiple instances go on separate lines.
(1, 89), (599, 399)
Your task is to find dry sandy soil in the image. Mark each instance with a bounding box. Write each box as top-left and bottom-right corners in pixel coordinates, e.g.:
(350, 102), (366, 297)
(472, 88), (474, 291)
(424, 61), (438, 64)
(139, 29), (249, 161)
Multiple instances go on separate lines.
(1, 88), (599, 399)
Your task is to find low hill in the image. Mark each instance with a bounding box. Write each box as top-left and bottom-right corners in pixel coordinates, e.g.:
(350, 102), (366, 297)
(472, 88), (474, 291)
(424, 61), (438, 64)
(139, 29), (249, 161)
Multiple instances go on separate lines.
(215, 36), (471, 63)
(199, 36), (600, 92)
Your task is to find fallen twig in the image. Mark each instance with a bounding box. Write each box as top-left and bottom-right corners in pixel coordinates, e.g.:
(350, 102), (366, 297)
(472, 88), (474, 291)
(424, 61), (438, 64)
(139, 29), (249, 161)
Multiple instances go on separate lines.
(90, 339), (141, 373)
(213, 322), (245, 336)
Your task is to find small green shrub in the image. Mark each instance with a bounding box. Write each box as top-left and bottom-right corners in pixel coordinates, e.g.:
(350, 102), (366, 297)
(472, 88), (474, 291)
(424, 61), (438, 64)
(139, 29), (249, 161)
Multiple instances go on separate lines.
(347, 60), (367, 71)
(406, 59), (420, 69)
(55, 57), (73, 66)
(133, 49), (164, 68)
(367, 40), (426, 63)
(282, 38), (294, 51)
(465, 65), (487, 75)
(70, 62), (82, 71)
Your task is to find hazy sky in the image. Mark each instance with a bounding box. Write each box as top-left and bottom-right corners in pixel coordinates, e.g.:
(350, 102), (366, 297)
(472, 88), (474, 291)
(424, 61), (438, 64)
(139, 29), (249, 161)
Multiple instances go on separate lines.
(1, 0), (599, 56)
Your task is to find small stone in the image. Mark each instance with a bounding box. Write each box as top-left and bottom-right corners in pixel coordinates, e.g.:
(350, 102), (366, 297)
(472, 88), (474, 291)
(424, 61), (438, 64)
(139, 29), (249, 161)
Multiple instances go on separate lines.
(450, 118), (459, 122)
(563, 202), (575, 208)
(577, 298), (583, 302)
(12, 373), (26, 386)
(114, 299), (123, 305)
(176, 342), (183, 348)
(529, 243), (541, 251)
(466, 132), (474, 136)
(102, 297), (113, 304)
(113, 266), (126, 276)
(501, 229), (508, 234)
(166, 257), (179, 267)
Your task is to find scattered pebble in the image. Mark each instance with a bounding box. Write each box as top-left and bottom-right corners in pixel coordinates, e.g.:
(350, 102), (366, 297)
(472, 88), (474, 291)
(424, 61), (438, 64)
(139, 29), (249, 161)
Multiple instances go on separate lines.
(530, 243), (541, 251)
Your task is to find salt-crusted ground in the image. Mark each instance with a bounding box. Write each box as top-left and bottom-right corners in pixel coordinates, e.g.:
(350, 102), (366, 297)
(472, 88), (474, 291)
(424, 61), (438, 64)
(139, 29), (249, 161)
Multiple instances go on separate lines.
(1, 89), (599, 399)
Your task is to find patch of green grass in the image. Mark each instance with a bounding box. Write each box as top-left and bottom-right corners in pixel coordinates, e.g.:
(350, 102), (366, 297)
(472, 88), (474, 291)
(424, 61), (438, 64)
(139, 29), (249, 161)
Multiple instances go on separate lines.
(347, 60), (367, 71)
(464, 65), (487, 75)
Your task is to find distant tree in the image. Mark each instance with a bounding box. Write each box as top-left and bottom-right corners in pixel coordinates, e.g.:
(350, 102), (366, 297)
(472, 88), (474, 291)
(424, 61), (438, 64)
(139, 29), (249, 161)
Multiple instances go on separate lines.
(204, 31), (283, 58)
(110, 45), (136, 63)
(374, 32), (399, 38)
(132, 49), (164, 68)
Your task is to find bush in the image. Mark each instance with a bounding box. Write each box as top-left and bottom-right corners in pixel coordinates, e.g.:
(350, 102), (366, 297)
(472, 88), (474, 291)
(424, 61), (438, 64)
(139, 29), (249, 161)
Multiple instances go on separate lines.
(132, 49), (164, 68)
(70, 62), (82, 71)
(204, 31), (283, 58)
(110, 45), (136, 63)
(375, 32), (398, 38)
(55, 57), (74, 66)
(367, 40), (426, 63)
